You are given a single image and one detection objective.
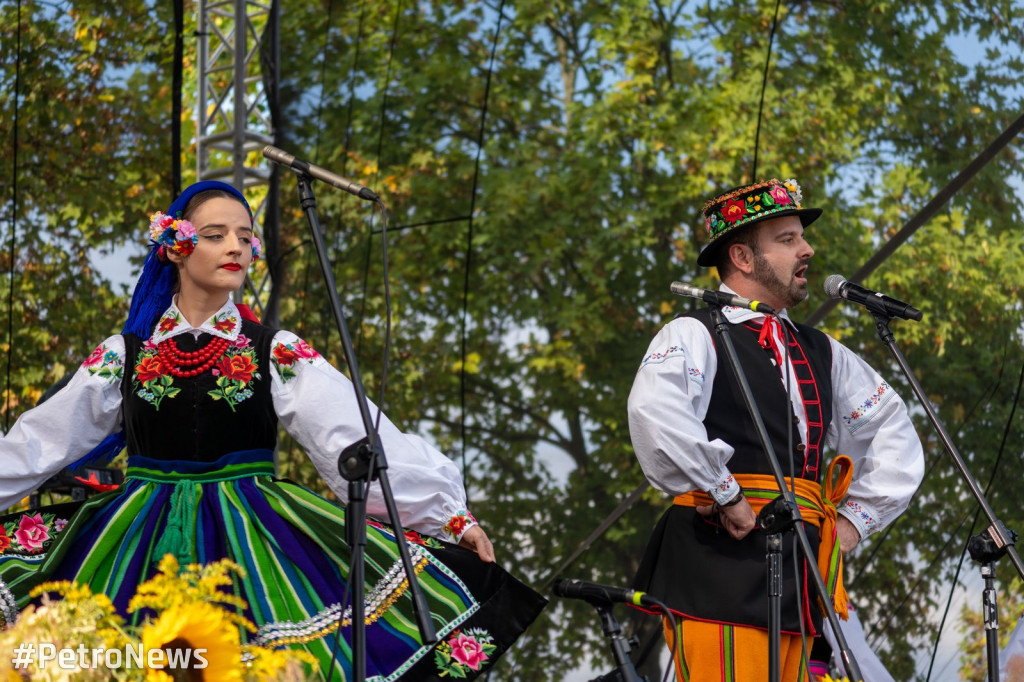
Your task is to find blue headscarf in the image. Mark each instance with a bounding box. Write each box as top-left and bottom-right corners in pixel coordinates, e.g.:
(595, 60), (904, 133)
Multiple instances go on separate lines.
(122, 181), (253, 338)
(74, 181), (252, 467)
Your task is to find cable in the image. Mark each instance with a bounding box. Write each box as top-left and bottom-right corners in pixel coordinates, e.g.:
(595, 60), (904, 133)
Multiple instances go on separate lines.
(775, 316), (813, 677)
(459, 0), (506, 487)
(4, 0), (23, 433)
(293, 0), (337, 348)
(374, 198), (391, 431)
(751, 0), (783, 180)
(847, 312), (1014, 627)
(312, 0), (337, 163)
(356, 0), (404, 354)
(171, 0), (184, 196)
(858, 338), (1015, 649)
(923, 358), (1024, 680)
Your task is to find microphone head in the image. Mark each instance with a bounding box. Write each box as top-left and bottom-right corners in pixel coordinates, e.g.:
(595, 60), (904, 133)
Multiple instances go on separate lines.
(262, 145), (293, 164)
(823, 274), (847, 299)
(669, 281), (697, 298)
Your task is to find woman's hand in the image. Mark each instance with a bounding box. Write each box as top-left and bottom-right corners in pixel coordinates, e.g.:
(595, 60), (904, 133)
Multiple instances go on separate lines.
(459, 525), (495, 562)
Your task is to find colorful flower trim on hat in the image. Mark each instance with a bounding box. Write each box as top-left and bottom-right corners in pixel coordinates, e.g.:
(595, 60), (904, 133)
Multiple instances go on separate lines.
(148, 212), (262, 262)
(703, 178), (802, 237)
(697, 177), (821, 267)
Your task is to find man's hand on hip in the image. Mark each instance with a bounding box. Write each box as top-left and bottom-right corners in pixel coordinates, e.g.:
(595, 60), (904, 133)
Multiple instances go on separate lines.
(697, 497), (757, 540)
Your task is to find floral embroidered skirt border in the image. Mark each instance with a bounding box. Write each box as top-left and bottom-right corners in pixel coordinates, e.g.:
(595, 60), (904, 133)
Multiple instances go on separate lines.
(0, 451), (546, 681)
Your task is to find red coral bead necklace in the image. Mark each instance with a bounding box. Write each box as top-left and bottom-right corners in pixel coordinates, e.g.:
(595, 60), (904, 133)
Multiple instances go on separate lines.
(157, 335), (231, 378)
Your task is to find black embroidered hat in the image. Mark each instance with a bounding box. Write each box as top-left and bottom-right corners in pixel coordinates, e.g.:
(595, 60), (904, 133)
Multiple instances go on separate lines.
(697, 178), (822, 267)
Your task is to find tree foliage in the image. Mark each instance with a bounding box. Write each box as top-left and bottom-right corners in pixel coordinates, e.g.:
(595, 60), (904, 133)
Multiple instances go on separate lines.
(3, 1), (1024, 679)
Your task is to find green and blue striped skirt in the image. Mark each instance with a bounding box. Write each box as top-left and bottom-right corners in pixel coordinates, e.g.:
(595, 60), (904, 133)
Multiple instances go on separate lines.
(0, 450), (545, 680)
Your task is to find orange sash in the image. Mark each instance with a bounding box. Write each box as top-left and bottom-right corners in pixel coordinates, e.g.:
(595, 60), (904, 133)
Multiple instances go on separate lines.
(674, 456), (853, 620)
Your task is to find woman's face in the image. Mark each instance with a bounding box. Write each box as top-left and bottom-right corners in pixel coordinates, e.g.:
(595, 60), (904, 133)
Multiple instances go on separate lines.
(171, 196), (253, 298)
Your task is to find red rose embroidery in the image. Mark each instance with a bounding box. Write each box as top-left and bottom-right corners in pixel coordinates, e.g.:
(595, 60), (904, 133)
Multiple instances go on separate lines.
(217, 354), (257, 383)
(721, 199), (748, 223)
(273, 344), (299, 366)
(214, 318), (235, 333)
(445, 515), (468, 537)
(135, 356), (166, 383)
(158, 316), (179, 333)
(0, 527), (10, 553)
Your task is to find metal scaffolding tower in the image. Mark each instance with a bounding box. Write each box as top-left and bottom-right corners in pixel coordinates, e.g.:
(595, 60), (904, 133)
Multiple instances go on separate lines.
(196, 0), (279, 323)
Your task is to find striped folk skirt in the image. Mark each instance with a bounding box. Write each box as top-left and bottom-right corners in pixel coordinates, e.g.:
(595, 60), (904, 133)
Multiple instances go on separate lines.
(0, 451), (545, 680)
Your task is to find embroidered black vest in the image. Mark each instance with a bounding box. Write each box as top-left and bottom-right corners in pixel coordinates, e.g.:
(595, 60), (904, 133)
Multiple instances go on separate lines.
(687, 308), (834, 482)
(121, 319), (279, 461)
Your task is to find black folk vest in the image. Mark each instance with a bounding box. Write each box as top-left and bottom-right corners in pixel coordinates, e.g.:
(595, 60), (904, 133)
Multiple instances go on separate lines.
(121, 319), (279, 462)
(688, 307), (834, 481)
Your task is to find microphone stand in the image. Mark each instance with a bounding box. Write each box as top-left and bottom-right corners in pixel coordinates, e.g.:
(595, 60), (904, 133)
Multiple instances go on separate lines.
(585, 603), (648, 682)
(290, 172), (436, 682)
(707, 305), (863, 682)
(870, 311), (1022, 681)
(969, 533), (1006, 682)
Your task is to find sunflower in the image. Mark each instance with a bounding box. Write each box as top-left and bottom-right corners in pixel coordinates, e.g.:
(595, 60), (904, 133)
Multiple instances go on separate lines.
(141, 601), (242, 682)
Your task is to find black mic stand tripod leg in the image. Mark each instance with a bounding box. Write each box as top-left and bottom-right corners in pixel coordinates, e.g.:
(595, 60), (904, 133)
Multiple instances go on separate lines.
(708, 306), (864, 682)
(292, 173), (436, 682)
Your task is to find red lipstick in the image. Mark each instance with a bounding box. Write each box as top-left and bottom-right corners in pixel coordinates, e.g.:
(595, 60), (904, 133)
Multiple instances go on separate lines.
(220, 263), (242, 271)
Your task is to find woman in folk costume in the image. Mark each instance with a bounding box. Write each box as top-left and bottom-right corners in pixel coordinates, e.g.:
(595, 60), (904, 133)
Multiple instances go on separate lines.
(0, 181), (545, 680)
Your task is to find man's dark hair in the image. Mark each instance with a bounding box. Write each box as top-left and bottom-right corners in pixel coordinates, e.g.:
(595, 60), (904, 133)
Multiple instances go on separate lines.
(713, 225), (761, 276)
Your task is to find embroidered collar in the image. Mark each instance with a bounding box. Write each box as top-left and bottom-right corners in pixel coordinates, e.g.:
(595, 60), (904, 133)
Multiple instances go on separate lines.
(150, 298), (243, 344)
(717, 283), (798, 332)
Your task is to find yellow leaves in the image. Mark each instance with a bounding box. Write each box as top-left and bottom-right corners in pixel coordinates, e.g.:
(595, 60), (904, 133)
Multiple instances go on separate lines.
(22, 386), (42, 406)
(452, 351), (482, 374)
(659, 300), (675, 316)
(524, 338), (586, 381)
(361, 160), (379, 177)
(71, 13), (102, 56)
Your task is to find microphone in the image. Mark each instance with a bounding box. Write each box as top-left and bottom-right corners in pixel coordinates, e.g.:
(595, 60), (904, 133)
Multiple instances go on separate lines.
(553, 578), (661, 608)
(263, 145), (379, 201)
(823, 274), (923, 322)
(670, 282), (777, 316)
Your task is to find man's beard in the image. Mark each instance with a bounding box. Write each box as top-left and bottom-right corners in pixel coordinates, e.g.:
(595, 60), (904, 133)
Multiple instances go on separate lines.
(752, 252), (808, 309)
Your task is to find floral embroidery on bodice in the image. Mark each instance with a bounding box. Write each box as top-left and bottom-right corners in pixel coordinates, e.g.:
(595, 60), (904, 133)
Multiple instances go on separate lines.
(132, 335), (261, 412)
(122, 313), (279, 463)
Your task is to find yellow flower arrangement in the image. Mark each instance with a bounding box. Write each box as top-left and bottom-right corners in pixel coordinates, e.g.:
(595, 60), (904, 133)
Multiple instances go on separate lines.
(0, 555), (314, 681)
(141, 602), (242, 682)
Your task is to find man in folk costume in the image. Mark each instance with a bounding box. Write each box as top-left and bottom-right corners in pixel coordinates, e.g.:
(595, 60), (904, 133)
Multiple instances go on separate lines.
(629, 179), (924, 680)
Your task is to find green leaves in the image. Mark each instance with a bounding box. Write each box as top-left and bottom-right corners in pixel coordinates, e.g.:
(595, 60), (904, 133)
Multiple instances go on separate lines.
(3, 1), (1024, 678)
